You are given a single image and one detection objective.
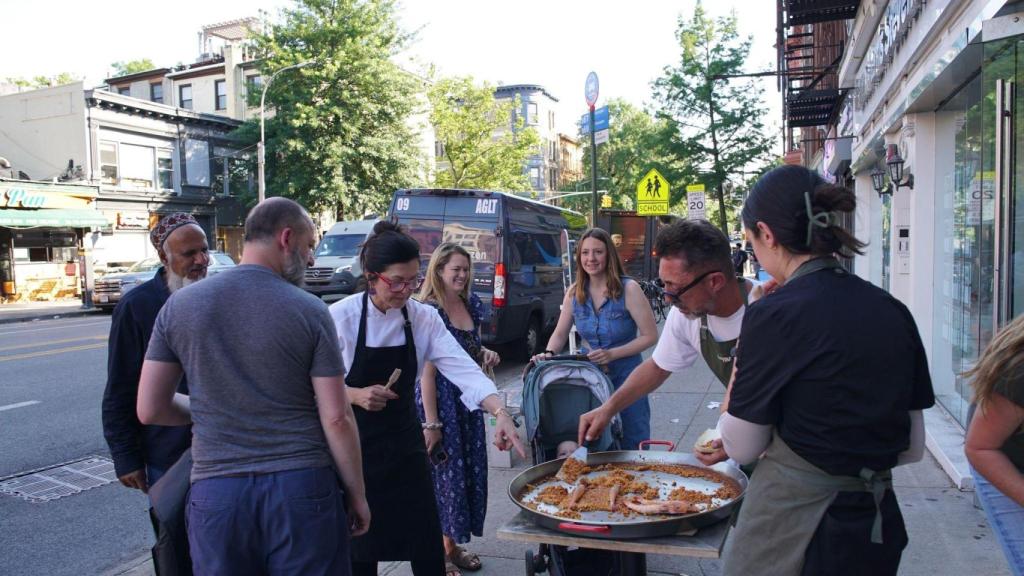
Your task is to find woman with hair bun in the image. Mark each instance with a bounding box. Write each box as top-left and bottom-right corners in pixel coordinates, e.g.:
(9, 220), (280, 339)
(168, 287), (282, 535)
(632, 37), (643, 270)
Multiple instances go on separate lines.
(329, 221), (525, 576)
(709, 165), (935, 575)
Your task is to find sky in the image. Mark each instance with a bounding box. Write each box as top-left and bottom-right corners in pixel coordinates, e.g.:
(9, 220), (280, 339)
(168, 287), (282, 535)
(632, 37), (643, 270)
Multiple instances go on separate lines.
(4, 0), (782, 146)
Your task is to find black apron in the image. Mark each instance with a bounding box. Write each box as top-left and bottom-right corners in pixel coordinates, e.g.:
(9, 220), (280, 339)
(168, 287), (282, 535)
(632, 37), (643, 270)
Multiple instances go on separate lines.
(699, 277), (750, 387)
(345, 292), (444, 563)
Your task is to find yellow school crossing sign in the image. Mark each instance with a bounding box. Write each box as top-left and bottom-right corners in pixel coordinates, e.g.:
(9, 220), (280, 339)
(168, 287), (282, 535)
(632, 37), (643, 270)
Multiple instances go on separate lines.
(636, 169), (670, 215)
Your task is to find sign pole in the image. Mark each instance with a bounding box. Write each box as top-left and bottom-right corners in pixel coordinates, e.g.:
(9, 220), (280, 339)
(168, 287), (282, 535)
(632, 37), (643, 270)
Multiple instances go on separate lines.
(584, 71), (600, 227)
(590, 104), (598, 226)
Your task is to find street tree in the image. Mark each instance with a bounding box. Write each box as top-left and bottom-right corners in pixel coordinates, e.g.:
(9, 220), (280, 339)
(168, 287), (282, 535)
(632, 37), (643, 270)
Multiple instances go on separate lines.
(5, 73), (78, 88)
(111, 59), (157, 76)
(565, 99), (681, 214)
(428, 76), (539, 191)
(653, 3), (775, 233)
(241, 0), (423, 219)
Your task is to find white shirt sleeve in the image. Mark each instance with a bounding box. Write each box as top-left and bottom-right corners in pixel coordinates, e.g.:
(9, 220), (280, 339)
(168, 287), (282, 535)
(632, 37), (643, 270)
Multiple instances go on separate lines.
(896, 410), (925, 466)
(418, 303), (497, 411)
(719, 411), (773, 465)
(651, 308), (700, 372)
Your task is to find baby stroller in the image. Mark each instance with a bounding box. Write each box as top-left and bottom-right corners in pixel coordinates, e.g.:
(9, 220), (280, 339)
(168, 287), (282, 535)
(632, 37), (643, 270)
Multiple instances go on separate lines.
(521, 354), (623, 576)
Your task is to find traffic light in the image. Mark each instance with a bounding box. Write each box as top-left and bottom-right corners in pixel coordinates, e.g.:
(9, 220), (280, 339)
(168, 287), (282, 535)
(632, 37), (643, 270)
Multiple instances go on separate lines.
(601, 193), (612, 208)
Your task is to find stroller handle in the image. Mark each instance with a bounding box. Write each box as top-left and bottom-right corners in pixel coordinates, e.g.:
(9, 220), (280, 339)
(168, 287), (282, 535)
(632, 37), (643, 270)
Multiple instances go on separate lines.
(522, 354), (593, 381)
(544, 354), (590, 362)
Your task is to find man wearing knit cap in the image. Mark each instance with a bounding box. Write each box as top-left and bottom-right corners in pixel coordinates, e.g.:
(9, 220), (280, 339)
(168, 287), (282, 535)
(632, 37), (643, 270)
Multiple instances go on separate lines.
(102, 212), (210, 492)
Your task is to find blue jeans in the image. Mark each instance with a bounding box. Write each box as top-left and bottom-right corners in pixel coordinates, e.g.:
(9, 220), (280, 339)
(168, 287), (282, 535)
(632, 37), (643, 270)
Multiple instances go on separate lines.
(187, 467), (350, 576)
(973, 468), (1024, 575)
(607, 355), (649, 450)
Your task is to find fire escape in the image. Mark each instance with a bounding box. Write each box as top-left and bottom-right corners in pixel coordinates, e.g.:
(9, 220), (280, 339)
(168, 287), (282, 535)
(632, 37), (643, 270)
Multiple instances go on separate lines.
(778, 0), (860, 155)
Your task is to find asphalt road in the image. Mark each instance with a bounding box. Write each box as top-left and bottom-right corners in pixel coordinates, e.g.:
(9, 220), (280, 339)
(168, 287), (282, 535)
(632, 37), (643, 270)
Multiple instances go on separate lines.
(0, 313), (529, 576)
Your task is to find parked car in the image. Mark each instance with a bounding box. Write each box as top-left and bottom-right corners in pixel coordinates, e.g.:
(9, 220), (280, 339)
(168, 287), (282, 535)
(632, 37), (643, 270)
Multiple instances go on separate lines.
(303, 219), (378, 301)
(92, 251), (236, 310)
(389, 188), (586, 359)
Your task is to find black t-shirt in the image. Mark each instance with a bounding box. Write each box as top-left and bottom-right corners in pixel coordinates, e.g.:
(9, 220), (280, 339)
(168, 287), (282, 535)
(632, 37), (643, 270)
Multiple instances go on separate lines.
(994, 371), (1024, 472)
(728, 265), (935, 476)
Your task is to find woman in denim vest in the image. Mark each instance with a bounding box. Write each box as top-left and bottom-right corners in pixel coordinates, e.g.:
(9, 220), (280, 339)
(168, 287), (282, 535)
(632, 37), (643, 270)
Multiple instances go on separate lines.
(534, 228), (658, 449)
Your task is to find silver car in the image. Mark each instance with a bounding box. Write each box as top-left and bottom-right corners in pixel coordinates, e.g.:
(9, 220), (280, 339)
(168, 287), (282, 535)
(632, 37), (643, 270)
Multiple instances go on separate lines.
(92, 251), (236, 310)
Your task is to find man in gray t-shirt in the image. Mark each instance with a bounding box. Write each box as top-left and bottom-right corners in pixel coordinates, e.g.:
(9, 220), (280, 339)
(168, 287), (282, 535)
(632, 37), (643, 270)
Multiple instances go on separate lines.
(139, 198), (369, 575)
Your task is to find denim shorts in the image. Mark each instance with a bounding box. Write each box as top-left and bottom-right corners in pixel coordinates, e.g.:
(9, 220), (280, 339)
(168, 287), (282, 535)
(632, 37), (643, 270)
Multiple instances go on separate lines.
(973, 468), (1024, 576)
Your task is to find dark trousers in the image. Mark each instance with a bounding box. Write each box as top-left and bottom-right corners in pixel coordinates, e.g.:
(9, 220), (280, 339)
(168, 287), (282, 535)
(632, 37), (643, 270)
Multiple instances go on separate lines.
(147, 464), (167, 489)
(801, 490), (908, 576)
(187, 467), (350, 576)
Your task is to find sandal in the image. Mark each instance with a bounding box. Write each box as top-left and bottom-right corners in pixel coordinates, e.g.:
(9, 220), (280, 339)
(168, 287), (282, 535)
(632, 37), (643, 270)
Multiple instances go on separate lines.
(445, 560), (461, 576)
(448, 546), (482, 572)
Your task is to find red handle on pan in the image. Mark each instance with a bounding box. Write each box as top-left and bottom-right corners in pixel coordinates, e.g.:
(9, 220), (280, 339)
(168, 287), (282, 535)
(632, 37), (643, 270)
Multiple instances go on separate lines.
(638, 439), (676, 451)
(557, 522), (611, 534)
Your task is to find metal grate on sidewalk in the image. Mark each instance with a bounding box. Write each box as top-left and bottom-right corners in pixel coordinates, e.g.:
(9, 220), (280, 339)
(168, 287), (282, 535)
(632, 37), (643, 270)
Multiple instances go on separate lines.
(0, 456), (118, 503)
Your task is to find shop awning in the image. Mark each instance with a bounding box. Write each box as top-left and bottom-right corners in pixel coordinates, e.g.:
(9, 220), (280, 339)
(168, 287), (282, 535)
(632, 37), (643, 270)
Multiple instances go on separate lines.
(0, 209), (110, 228)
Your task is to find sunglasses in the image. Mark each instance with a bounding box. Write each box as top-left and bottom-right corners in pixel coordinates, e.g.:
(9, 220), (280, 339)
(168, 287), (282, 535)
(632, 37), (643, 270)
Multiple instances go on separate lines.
(657, 270), (718, 304)
(375, 274), (424, 293)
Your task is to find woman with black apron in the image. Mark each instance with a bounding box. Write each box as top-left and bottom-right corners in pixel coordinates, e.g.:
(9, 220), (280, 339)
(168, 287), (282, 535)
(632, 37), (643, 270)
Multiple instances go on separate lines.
(329, 221), (525, 576)
(711, 165), (935, 576)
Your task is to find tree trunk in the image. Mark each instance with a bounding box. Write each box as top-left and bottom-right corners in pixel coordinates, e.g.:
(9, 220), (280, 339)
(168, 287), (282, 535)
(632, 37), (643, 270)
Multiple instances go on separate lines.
(715, 182), (728, 236)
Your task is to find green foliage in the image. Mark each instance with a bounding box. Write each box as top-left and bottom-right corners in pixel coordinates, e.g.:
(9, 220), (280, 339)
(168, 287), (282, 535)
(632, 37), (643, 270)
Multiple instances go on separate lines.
(653, 3), (775, 233)
(111, 59), (157, 77)
(240, 0), (423, 219)
(5, 72), (78, 88)
(568, 99), (682, 214)
(428, 76), (539, 191)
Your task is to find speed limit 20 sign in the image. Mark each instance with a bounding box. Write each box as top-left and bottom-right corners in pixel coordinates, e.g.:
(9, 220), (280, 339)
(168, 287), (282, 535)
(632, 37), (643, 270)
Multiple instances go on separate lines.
(686, 184), (706, 220)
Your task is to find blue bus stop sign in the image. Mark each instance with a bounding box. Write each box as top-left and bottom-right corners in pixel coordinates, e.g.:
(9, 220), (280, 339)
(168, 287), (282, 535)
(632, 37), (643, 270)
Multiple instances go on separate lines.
(585, 72), (599, 108)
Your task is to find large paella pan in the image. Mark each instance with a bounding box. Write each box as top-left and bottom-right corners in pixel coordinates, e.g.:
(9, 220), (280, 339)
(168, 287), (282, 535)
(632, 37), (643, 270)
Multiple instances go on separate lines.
(509, 447), (748, 540)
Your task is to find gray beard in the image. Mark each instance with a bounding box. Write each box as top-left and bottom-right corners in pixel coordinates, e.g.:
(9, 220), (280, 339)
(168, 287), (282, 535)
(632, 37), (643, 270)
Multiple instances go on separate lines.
(282, 247), (306, 287)
(166, 269), (199, 293)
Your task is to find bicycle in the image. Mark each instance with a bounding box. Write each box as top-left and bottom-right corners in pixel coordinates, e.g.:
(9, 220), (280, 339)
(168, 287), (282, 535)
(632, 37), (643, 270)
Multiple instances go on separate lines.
(638, 279), (668, 323)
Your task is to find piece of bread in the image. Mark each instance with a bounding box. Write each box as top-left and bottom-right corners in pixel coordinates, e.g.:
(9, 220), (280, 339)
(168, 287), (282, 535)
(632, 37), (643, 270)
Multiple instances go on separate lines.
(694, 428), (721, 455)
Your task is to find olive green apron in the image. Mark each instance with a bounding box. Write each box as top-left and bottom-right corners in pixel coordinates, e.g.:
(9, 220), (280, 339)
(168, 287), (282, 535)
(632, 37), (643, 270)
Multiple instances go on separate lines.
(699, 277), (750, 387)
(721, 430), (892, 576)
(723, 258), (891, 575)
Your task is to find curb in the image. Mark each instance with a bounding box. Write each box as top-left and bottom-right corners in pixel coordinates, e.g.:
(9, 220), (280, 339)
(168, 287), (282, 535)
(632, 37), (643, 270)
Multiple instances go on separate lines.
(0, 308), (105, 325)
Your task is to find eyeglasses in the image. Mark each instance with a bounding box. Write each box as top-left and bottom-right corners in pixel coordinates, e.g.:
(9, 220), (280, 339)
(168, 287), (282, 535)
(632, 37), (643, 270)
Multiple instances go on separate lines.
(375, 274), (424, 293)
(657, 270), (718, 304)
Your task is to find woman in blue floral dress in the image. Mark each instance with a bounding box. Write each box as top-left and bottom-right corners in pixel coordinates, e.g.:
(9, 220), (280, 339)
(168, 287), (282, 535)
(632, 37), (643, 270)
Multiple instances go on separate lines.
(416, 243), (501, 576)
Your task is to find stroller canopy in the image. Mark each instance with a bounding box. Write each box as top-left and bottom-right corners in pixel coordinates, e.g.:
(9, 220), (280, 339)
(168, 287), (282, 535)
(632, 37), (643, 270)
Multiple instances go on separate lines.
(521, 360), (622, 452)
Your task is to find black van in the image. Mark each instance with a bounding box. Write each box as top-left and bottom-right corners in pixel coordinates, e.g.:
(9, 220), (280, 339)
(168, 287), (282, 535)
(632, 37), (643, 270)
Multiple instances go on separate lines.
(388, 189), (587, 359)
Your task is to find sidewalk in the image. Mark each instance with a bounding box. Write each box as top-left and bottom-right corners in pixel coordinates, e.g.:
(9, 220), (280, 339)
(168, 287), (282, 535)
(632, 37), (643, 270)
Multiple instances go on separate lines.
(0, 299), (104, 325)
(109, 358), (1010, 576)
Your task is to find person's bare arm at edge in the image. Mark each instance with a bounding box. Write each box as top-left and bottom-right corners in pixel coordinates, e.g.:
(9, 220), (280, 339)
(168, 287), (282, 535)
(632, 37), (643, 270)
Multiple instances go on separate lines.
(578, 358), (671, 444)
(312, 374), (371, 537)
(138, 360), (191, 426)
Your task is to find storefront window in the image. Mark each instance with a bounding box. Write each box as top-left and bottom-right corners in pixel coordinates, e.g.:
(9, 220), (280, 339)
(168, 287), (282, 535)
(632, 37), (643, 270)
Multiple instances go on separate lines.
(933, 71), (983, 427)
(881, 193), (891, 293)
(12, 230), (77, 264)
(929, 36), (1019, 428)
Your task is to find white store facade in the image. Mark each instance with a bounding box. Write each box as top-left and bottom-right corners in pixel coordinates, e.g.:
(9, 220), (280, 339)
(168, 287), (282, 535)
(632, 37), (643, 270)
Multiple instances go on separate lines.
(842, 0), (1024, 487)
